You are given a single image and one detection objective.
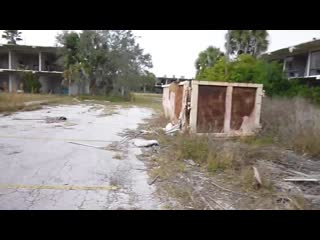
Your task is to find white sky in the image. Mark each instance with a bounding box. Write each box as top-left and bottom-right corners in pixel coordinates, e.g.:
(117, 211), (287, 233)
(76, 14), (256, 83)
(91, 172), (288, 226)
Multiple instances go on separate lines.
(1, 30), (320, 78)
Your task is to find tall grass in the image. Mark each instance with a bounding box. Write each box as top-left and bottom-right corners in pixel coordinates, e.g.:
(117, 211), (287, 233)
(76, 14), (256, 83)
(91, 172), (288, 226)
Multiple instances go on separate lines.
(261, 97), (320, 157)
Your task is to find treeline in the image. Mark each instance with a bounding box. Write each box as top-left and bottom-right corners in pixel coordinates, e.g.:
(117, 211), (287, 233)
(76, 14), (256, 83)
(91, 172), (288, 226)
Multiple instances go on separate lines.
(195, 30), (320, 104)
(56, 30), (156, 96)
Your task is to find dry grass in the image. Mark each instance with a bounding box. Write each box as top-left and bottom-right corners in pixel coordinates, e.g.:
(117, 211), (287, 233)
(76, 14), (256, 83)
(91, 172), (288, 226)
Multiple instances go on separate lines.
(136, 94), (318, 209)
(0, 93), (74, 113)
(113, 153), (124, 160)
(130, 93), (162, 111)
(142, 114), (273, 193)
(261, 97), (320, 157)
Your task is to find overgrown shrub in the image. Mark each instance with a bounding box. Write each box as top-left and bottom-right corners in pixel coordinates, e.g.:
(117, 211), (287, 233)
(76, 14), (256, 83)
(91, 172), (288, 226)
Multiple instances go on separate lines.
(21, 72), (41, 93)
(197, 54), (320, 104)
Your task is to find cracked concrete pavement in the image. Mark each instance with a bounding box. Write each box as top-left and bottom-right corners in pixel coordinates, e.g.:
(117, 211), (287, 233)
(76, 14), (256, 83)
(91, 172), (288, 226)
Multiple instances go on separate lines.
(0, 104), (161, 209)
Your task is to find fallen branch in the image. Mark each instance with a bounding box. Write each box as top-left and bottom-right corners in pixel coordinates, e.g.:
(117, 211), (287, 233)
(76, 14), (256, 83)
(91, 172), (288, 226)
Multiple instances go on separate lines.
(197, 191), (214, 210)
(283, 178), (319, 182)
(286, 169), (310, 177)
(148, 175), (159, 185)
(253, 166), (262, 187)
(118, 132), (143, 145)
(207, 196), (226, 210)
(68, 142), (104, 149)
(211, 180), (254, 198)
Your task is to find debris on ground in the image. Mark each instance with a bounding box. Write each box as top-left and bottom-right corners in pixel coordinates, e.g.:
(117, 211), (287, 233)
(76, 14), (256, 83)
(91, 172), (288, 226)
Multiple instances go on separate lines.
(12, 116), (68, 123)
(67, 142), (104, 149)
(148, 175), (159, 185)
(64, 122), (77, 126)
(283, 178), (320, 182)
(24, 100), (49, 107)
(45, 116), (67, 123)
(140, 130), (155, 135)
(184, 159), (199, 167)
(133, 139), (159, 147)
(73, 98), (81, 103)
(164, 122), (180, 135)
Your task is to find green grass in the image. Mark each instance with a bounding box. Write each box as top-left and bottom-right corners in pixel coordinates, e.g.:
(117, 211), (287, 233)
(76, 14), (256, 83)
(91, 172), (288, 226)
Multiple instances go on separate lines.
(130, 92), (162, 111)
(242, 136), (274, 146)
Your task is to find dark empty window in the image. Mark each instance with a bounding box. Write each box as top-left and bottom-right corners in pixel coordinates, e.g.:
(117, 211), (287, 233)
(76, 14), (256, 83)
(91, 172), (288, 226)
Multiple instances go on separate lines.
(309, 51), (320, 76)
(285, 54), (308, 78)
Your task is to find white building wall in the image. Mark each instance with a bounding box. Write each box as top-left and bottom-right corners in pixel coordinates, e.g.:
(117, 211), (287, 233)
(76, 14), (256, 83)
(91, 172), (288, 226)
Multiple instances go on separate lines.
(9, 74), (19, 92)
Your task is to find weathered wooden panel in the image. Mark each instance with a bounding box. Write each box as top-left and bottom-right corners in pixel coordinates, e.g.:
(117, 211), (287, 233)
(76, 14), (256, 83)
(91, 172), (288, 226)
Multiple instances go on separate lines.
(162, 82), (186, 123)
(197, 85), (227, 133)
(231, 87), (256, 131)
(174, 85), (184, 119)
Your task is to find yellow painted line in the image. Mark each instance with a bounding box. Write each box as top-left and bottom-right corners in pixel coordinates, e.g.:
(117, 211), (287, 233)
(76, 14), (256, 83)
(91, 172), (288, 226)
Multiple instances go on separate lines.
(0, 184), (119, 191)
(0, 135), (112, 143)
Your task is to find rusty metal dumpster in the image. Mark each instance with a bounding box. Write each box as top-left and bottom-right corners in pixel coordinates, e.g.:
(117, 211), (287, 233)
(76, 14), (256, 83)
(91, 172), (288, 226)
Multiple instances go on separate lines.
(162, 80), (263, 136)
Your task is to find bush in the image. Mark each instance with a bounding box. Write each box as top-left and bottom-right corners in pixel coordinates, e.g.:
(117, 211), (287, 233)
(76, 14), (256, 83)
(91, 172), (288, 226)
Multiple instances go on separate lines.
(197, 54), (320, 103)
(21, 72), (41, 93)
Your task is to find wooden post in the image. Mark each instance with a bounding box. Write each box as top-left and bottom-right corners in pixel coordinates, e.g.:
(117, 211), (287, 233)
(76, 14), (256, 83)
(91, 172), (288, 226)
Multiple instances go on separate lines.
(254, 85), (263, 128)
(224, 85), (233, 133)
(189, 81), (199, 133)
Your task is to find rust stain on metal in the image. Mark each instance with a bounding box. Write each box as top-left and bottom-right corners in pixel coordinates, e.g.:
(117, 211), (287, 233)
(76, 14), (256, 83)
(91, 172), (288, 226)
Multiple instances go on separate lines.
(230, 87), (256, 131)
(197, 85), (227, 133)
(162, 81), (263, 136)
(174, 85), (183, 119)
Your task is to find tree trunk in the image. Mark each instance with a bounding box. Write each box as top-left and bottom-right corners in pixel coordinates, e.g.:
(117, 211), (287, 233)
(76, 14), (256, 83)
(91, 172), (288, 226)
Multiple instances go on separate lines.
(121, 86), (125, 96)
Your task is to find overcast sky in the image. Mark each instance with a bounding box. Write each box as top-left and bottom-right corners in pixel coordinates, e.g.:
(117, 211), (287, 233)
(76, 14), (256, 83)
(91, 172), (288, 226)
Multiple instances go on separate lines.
(1, 30), (320, 78)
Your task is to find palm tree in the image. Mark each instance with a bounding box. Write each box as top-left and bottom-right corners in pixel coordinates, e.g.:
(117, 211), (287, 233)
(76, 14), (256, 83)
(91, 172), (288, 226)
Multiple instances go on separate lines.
(226, 30), (269, 57)
(195, 46), (224, 76)
(2, 30), (23, 44)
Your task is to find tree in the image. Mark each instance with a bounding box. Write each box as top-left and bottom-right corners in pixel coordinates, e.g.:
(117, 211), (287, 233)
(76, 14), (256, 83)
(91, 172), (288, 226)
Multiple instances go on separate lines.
(20, 72), (41, 93)
(2, 30), (23, 44)
(57, 31), (89, 94)
(196, 54), (289, 96)
(139, 71), (156, 92)
(195, 46), (224, 77)
(56, 30), (153, 96)
(226, 30), (269, 57)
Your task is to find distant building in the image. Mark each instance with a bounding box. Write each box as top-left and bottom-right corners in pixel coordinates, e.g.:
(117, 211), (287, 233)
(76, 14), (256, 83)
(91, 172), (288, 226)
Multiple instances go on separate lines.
(261, 39), (320, 82)
(155, 76), (192, 93)
(0, 44), (89, 95)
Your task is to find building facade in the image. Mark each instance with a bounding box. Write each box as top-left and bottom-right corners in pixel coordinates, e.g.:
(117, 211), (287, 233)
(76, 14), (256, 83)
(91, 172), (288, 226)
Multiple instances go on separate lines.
(262, 39), (320, 81)
(155, 76), (192, 93)
(0, 44), (89, 95)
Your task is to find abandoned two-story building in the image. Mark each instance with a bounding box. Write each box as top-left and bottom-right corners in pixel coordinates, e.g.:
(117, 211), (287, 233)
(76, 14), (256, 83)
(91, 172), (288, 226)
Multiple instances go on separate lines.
(262, 38), (320, 82)
(155, 76), (192, 93)
(0, 44), (89, 95)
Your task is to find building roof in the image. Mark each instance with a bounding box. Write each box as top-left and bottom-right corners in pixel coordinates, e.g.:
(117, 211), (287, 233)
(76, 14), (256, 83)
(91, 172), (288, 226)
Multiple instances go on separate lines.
(261, 39), (320, 61)
(0, 44), (60, 53)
